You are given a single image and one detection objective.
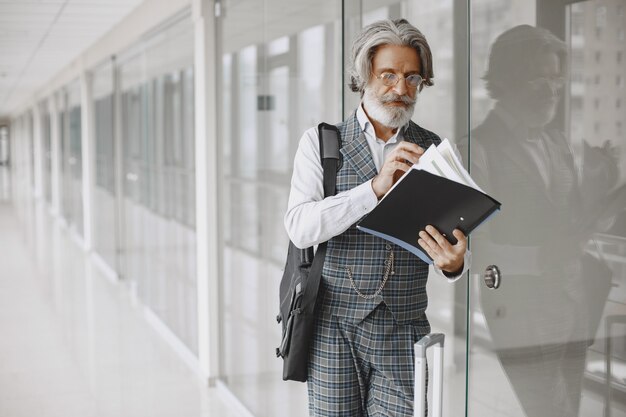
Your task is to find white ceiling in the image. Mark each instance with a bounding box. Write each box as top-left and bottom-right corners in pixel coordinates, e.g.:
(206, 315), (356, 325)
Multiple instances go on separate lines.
(0, 0), (144, 119)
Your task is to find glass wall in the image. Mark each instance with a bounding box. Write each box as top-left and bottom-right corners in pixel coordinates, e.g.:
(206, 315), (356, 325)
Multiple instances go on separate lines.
(12, 114), (29, 212)
(377, 3), (469, 416)
(217, 1), (626, 416)
(11, 115), (29, 217)
(93, 60), (119, 270)
(27, 111), (34, 190)
(68, 81), (84, 237)
(345, 2), (471, 415)
(216, 1), (469, 415)
(57, 80), (84, 237)
(56, 91), (66, 221)
(118, 14), (198, 355)
(466, 1), (626, 416)
(39, 101), (52, 204)
(217, 0), (342, 414)
(0, 125), (9, 166)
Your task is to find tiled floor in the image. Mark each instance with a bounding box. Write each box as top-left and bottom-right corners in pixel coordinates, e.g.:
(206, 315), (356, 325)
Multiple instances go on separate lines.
(0, 196), (244, 417)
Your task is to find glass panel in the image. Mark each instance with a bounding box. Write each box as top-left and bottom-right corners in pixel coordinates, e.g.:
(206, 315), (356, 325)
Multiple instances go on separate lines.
(69, 106), (82, 235)
(40, 101), (52, 204)
(28, 111), (34, 189)
(0, 125), (8, 167)
(0, 125), (11, 201)
(58, 90), (71, 224)
(118, 15), (197, 355)
(351, 2), (470, 415)
(93, 60), (118, 270)
(55, 82), (84, 236)
(217, 0), (342, 415)
(467, 1), (626, 416)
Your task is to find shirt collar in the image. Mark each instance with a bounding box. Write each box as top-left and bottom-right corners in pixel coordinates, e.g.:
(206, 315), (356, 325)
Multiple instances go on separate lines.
(356, 102), (372, 133)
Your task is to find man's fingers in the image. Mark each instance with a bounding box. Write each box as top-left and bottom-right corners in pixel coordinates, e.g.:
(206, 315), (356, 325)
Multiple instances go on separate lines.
(398, 142), (424, 155)
(393, 141), (423, 151)
(392, 149), (421, 165)
(418, 231), (440, 256)
(418, 236), (449, 270)
(380, 161), (411, 178)
(425, 225), (450, 249)
(417, 238), (436, 259)
(418, 227), (467, 273)
(384, 160), (411, 175)
(452, 229), (467, 247)
(389, 143), (424, 159)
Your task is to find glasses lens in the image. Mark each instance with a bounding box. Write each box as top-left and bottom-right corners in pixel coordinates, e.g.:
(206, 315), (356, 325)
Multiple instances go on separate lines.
(407, 74), (423, 87)
(381, 73), (398, 86)
(529, 77), (565, 91)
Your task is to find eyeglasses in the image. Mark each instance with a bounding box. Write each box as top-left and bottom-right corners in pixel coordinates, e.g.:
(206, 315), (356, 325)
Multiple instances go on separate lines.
(376, 72), (424, 88)
(528, 76), (566, 91)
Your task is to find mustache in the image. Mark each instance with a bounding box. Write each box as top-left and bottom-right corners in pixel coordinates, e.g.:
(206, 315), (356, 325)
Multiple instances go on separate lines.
(378, 93), (416, 105)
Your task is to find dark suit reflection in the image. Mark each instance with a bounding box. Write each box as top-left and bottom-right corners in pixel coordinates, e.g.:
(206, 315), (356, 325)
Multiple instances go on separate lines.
(460, 25), (620, 417)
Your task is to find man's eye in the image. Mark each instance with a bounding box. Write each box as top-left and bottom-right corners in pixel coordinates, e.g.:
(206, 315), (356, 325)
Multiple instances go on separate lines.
(407, 74), (423, 86)
(382, 73), (397, 82)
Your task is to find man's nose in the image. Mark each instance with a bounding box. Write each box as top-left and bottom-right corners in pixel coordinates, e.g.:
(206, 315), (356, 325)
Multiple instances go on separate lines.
(392, 78), (408, 95)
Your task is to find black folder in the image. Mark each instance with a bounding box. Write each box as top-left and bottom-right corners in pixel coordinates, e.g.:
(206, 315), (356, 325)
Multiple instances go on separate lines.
(357, 169), (501, 264)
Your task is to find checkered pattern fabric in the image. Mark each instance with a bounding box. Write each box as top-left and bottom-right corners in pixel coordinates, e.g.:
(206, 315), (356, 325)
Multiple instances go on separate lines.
(319, 111), (442, 324)
(308, 303), (430, 416)
(308, 112), (441, 416)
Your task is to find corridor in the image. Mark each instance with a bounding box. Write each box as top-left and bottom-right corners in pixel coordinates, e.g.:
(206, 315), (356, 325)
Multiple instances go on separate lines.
(0, 168), (243, 417)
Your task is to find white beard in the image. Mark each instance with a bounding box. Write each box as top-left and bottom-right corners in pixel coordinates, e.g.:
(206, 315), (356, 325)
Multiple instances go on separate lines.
(362, 87), (416, 129)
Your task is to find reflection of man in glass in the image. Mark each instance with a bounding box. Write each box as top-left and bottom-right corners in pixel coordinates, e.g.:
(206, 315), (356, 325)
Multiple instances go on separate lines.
(463, 25), (619, 417)
(285, 19), (469, 416)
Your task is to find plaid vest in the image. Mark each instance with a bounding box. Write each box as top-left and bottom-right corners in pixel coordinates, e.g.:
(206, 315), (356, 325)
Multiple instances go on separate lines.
(319, 111), (442, 324)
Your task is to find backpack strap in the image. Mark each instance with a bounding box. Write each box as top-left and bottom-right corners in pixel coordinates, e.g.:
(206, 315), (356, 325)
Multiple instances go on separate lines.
(300, 123), (342, 314)
(318, 122), (343, 196)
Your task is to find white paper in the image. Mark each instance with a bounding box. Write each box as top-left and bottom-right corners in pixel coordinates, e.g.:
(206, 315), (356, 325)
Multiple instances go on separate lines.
(380, 138), (485, 201)
(436, 138), (485, 193)
(411, 142), (467, 185)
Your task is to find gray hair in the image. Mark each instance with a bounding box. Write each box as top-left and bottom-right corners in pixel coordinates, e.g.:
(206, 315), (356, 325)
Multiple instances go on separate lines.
(484, 25), (567, 100)
(348, 19), (434, 95)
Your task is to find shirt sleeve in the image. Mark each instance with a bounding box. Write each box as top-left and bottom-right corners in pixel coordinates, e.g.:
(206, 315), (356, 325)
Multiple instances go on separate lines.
(284, 127), (379, 249)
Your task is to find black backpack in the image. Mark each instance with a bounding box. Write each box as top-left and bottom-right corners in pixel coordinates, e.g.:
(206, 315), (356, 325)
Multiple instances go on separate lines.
(276, 122), (342, 382)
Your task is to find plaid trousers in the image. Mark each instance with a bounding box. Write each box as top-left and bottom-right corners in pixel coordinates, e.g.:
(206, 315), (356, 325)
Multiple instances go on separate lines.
(307, 303), (430, 417)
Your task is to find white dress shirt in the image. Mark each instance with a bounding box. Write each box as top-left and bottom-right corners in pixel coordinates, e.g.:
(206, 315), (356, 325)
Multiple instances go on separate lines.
(284, 103), (470, 281)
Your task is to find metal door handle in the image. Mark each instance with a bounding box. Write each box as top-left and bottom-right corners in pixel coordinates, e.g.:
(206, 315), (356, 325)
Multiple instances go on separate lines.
(484, 265), (501, 289)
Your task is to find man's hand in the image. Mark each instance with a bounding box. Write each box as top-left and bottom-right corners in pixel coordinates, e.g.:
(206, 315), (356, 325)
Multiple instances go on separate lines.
(418, 226), (467, 275)
(371, 142), (424, 199)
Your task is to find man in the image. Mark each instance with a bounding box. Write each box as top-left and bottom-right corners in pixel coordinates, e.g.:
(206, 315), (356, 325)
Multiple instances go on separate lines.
(459, 25), (619, 417)
(284, 19), (469, 416)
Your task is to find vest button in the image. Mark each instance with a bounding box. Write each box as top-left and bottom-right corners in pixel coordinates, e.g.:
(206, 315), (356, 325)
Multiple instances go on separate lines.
(385, 244), (391, 250)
